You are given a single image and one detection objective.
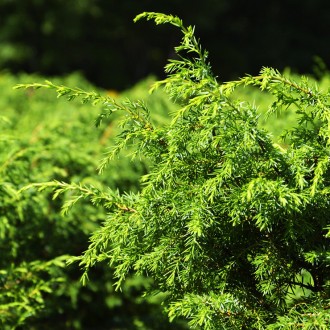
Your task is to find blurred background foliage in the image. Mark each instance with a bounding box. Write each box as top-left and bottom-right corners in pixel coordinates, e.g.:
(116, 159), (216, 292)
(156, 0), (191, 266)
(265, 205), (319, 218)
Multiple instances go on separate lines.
(0, 0), (329, 90)
(0, 72), (187, 329)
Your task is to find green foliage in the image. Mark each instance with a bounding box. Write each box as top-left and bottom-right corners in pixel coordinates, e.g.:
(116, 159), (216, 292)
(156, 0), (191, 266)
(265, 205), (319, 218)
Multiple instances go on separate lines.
(16, 12), (330, 329)
(1, 72), (185, 329)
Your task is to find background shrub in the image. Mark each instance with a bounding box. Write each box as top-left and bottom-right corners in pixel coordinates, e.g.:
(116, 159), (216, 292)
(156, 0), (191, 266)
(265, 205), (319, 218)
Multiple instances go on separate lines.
(0, 72), (187, 329)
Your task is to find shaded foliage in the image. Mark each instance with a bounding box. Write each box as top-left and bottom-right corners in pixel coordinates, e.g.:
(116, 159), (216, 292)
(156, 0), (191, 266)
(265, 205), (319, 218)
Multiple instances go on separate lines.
(1, 1), (330, 89)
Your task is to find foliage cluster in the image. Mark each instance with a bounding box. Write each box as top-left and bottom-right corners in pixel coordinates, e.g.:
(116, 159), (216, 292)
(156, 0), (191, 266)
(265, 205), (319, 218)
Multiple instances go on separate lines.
(0, 72), (186, 329)
(16, 12), (330, 329)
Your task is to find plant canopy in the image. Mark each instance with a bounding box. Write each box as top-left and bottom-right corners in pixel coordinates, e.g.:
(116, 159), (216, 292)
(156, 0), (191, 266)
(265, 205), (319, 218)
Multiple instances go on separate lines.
(16, 12), (330, 329)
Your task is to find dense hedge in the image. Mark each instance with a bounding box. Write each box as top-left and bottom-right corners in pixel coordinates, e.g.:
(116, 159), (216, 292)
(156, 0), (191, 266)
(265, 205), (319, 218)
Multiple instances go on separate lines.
(0, 72), (187, 329)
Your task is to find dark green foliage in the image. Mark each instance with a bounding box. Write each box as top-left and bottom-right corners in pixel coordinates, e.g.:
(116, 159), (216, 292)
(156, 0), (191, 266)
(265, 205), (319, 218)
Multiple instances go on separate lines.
(1, 1), (330, 89)
(15, 12), (330, 329)
(1, 72), (186, 329)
